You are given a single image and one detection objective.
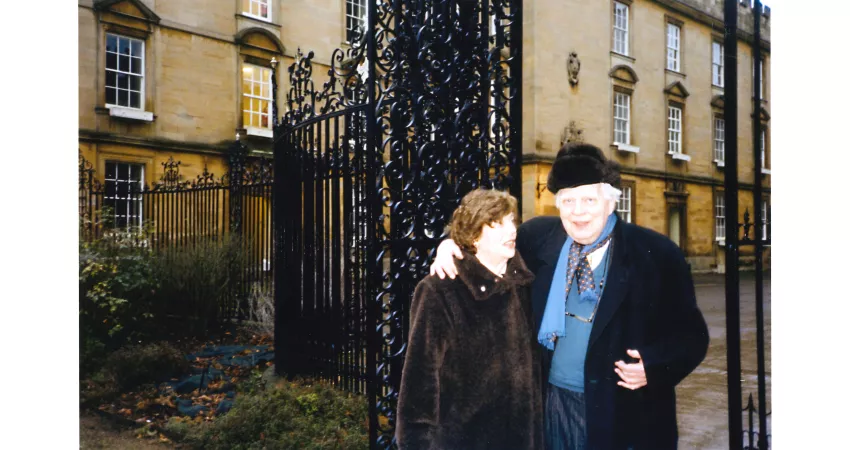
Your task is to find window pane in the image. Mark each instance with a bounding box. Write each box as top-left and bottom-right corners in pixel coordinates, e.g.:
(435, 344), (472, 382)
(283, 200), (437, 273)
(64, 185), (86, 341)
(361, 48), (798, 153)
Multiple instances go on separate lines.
(106, 34), (118, 53)
(118, 90), (129, 106)
(119, 38), (130, 55)
(106, 87), (117, 105)
(119, 55), (130, 72)
(117, 73), (128, 90)
(106, 52), (117, 70)
(130, 92), (141, 109)
(131, 40), (142, 57)
(130, 75), (142, 92)
(130, 57), (142, 75)
(106, 71), (116, 88)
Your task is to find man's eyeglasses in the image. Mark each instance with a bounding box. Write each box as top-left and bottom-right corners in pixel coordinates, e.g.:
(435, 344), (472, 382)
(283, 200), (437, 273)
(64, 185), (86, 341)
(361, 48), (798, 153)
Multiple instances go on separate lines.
(565, 296), (601, 323)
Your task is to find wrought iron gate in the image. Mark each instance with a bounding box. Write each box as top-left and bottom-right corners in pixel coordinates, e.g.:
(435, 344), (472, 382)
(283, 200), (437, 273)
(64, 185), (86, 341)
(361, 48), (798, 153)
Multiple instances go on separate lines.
(723, 1), (770, 449)
(273, 1), (523, 447)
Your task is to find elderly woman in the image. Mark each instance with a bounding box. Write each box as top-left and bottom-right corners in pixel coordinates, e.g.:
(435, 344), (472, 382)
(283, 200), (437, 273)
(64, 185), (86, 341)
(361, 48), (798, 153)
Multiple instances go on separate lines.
(396, 188), (543, 450)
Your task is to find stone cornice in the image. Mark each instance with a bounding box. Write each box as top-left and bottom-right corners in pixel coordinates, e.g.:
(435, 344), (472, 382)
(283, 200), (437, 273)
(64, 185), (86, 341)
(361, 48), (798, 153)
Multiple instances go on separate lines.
(79, 129), (231, 156)
(649, 0), (771, 52)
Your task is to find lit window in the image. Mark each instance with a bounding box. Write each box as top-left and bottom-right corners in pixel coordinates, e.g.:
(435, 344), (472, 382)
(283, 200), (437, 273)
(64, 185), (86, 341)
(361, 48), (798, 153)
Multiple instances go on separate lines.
(617, 186), (632, 223)
(105, 34), (144, 109)
(714, 117), (725, 163)
(668, 106), (682, 154)
(712, 41), (724, 87)
(613, 92), (630, 145)
(613, 2), (629, 56)
(346, 0), (366, 43)
(667, 23), (680, 72)
(243, 0), (271, 21)
(242, 64), (273, 133)
(715, 195), (725, 241)
(104, 162), (144, 229)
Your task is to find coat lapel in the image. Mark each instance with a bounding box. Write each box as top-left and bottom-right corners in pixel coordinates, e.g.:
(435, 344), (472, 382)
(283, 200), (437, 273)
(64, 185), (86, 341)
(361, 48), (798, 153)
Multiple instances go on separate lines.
(588, 221), (629, 349)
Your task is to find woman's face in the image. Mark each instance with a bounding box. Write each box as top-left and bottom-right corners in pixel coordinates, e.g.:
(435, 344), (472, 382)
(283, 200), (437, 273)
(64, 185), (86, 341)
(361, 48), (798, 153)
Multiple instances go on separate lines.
(475, 213), (517, 263)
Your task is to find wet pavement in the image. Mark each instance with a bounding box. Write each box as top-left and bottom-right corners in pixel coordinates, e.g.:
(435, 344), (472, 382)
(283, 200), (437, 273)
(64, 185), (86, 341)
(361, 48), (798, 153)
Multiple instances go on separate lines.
(677, 271), (771, 449)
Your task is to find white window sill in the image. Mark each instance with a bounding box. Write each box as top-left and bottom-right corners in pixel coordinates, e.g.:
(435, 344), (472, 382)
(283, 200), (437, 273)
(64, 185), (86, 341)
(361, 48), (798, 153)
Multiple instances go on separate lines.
(716, 239), (725, 246)
(242, 12), (272, 22)
(107, 105), (153, 122)
(714, 160), (725, 167)
(668, 152), (691, 161)
(614, 143), (640, 153)
(246, 127), (273, 138)
(761, 168), (771, 174)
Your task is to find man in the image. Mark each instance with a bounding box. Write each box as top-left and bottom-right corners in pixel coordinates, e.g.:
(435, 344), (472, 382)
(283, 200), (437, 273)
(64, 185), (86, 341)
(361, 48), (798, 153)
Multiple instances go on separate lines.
(430, 143), (709, 449)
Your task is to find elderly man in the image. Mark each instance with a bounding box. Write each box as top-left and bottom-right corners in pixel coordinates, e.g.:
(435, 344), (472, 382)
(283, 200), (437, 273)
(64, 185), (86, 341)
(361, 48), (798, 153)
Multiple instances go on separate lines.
(430, 143), (708, 449)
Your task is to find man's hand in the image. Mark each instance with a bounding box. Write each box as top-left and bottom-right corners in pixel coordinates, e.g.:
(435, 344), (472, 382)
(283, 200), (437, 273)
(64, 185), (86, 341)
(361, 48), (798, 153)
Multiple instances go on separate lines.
(429, 239), (463, 279)
(614, 349), (647, 390)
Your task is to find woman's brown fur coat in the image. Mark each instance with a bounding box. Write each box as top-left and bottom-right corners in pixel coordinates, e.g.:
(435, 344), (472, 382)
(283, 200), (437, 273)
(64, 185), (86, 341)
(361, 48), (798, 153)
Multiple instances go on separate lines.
(396, 252), (543, 450)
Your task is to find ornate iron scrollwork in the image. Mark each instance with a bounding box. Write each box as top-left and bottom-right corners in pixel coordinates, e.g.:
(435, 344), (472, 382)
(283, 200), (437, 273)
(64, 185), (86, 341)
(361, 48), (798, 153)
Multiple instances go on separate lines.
(273, 2), (522, 448)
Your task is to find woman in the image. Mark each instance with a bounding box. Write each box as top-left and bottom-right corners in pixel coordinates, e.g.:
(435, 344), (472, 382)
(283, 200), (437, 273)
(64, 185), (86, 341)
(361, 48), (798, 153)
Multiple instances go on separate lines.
(396, 188), (543, 450)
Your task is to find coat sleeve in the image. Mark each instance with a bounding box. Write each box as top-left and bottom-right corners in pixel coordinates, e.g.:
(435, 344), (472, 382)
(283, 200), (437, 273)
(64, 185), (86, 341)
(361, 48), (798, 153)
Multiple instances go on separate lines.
(637, 246), (710, 388)
(395, 279), (452, 449)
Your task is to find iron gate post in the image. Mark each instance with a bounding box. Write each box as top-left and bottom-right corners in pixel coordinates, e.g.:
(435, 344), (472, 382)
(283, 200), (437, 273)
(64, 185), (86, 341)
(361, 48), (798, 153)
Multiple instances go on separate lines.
(723, 1), (743, 449)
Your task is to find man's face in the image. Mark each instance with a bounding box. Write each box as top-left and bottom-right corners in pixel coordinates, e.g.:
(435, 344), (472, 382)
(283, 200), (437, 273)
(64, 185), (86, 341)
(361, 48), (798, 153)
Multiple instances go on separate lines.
(556, 184), (616, 245)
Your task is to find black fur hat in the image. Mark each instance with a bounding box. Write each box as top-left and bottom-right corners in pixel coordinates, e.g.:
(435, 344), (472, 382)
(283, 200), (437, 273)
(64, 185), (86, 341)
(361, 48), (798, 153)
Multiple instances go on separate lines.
(546, 143), (621, 193)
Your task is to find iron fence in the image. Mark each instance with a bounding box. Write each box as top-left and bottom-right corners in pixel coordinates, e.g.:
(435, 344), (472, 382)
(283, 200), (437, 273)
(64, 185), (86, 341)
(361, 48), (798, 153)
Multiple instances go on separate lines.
(78, 141), (273, 322)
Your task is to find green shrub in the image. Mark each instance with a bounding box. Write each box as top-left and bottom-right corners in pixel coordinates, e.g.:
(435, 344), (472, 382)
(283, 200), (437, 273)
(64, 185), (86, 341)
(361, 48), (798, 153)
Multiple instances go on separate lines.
(152, 234), (248, 335)
(79, 225), (160, 353)
(104, 341), (190, 390)
(178, 377), (369, 450)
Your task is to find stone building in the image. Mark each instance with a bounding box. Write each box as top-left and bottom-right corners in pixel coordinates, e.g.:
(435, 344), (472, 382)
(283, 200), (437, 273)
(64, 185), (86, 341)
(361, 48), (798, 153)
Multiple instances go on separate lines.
(521, 0), (771, 272)
(78, 0), (770, 272)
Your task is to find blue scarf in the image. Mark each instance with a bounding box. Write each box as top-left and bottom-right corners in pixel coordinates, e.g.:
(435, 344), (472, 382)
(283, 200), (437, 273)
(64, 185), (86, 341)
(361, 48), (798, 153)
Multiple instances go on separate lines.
(537, 213), (618, 350)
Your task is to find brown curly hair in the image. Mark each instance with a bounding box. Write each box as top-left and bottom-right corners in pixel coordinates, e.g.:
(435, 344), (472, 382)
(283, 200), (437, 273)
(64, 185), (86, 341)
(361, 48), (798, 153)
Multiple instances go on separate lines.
(449, 189), (519, 252)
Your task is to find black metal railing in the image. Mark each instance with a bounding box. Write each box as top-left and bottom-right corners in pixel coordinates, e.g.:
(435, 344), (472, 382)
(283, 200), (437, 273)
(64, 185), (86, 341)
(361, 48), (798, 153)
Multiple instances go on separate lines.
(273, 1), (522, 448)
(78, 140), (273, 322)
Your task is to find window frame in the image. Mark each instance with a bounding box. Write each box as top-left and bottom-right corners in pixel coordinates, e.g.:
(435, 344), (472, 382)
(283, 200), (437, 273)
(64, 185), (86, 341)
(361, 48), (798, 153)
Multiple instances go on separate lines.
(243, 0), (272, 22)
(105, 33), (146, 111)
(667, 104), (683, 155)
(613, 1), (630, 56)
(715, 193), (726, 242)
(345, 0), (367, 44)
(242, 63), (274, 137)
(713, 116), (725, 164)
(666, 22), (681, 72)
(613, 90), (631, 146)
(616, 180), (636, 224)
(712, 41), (724, 88)
(104, 161), (145, 229)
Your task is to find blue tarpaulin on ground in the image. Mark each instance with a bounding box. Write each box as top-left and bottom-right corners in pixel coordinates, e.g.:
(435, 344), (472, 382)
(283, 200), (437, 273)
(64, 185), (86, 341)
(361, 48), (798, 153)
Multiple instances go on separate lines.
(162, 345), (273, 417)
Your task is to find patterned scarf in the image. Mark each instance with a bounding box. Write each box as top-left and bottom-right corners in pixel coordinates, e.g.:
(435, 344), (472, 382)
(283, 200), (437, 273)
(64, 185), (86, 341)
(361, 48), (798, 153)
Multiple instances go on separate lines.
(538, 213), (618, 350)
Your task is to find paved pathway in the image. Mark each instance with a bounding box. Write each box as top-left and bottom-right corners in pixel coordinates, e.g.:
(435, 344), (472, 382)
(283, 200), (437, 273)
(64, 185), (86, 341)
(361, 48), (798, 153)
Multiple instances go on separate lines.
(677, 271), (771, 449)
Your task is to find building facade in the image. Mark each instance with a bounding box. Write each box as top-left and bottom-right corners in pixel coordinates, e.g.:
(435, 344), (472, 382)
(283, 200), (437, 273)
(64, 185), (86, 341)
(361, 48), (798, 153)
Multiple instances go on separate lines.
(520, 0), (771, 272)
(79, 0), (770, 272)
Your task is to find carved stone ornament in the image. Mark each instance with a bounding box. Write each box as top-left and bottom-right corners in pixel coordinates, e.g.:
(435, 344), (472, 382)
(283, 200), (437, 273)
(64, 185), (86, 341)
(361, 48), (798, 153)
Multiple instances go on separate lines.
(567, 51), (580, 86)
(561, 120), (584, 146)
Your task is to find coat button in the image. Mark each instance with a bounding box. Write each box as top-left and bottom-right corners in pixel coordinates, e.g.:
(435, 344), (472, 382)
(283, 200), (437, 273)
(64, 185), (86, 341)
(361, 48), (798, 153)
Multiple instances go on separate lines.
(480, 286), (486, 292)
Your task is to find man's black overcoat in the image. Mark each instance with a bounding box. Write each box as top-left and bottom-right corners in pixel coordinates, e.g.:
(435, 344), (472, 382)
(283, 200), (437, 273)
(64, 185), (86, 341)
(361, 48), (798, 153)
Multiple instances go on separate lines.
(516, 216), (709, 450)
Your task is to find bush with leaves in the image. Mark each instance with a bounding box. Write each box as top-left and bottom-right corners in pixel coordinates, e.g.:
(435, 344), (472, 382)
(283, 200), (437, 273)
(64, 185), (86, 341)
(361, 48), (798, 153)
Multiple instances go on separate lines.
(104, 341), (190, 390)
(152, 234), (248, 335)
(79, 225), (160, 354)
(170, 376), (369, 450)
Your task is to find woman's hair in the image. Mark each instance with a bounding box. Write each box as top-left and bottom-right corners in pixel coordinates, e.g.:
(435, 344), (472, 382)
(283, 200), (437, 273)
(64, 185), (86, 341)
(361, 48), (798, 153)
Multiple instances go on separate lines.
(449, 189), (519, 252)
